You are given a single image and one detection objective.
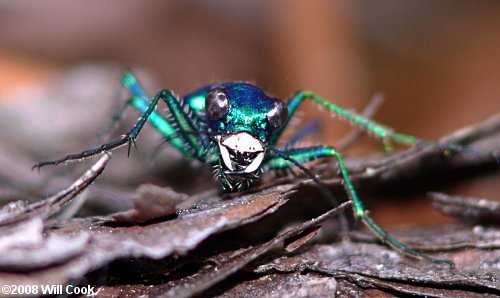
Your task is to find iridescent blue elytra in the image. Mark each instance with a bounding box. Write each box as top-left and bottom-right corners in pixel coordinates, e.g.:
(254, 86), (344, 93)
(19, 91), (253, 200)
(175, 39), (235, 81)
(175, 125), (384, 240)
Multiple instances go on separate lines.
(35, 70), (470, 266)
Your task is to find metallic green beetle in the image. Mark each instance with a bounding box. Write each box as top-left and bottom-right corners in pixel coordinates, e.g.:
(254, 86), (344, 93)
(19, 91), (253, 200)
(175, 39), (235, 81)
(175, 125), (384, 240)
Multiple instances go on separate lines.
(34, 71), (461, 266)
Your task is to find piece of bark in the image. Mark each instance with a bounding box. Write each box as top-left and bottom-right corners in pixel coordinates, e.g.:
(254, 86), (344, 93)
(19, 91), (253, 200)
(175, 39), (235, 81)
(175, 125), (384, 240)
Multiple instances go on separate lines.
(251, 224), (500, 297)
(0, 153), (111, 227)
(0, 218), (88, 271)
(430, 192), (500, 224)
(158, 202), (351, 298)
(0, 185), (294, 287)
(113, 184), (187, 223)
(94, 223), (500, 297)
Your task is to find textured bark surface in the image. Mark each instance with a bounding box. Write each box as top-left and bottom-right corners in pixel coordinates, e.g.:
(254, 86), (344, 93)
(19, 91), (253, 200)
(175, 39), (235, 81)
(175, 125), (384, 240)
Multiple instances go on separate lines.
(0, 114), (499, 297)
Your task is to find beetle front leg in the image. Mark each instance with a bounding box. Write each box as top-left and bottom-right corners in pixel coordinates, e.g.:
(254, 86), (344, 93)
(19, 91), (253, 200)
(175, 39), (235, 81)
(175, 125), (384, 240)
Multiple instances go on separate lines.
(265, 145), (454, 266)
(33, 86), (207, 169)
(33, 89), (171, 169)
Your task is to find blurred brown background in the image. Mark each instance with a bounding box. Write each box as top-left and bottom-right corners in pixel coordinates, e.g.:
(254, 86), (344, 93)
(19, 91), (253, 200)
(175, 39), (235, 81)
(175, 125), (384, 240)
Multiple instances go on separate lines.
(0, 0), (499, 226)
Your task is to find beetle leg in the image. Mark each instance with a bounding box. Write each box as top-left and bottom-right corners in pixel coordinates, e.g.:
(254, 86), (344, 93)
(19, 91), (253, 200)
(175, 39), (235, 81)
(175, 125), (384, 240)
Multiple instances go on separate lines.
(272, 90), (493, 162)
(121, 71), (197, 156)
(265, 145), (455, 267)
(33, 84), (208, 170)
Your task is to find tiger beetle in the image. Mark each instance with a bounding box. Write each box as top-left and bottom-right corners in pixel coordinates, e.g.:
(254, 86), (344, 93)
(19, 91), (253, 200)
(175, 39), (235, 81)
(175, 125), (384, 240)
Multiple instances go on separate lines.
(34, 71), (466, 266)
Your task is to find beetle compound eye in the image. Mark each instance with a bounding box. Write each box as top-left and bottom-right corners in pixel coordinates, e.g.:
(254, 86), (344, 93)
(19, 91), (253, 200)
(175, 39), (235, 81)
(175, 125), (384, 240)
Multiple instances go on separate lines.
(205, 88), (230, 121)
(267, 99), (288, 130)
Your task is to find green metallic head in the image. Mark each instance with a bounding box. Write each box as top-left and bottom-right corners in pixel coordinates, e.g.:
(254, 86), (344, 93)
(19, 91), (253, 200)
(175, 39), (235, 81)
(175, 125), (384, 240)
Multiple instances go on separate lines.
(203, 82), (288, 191)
